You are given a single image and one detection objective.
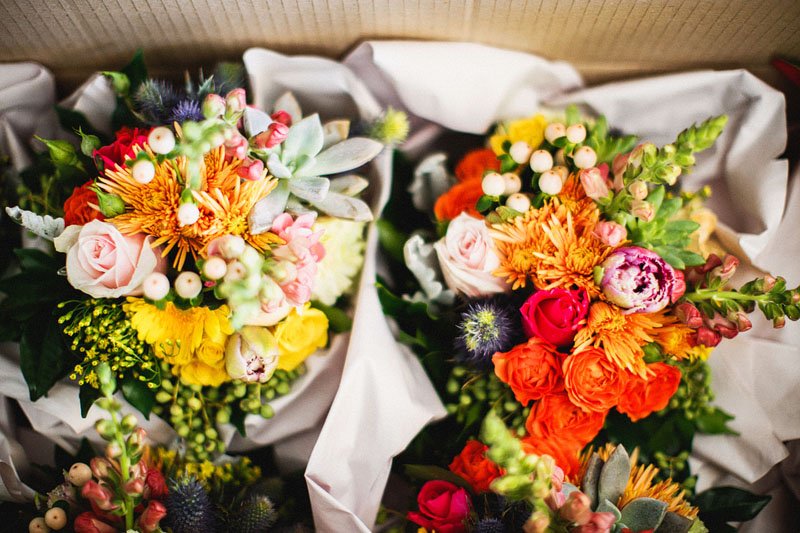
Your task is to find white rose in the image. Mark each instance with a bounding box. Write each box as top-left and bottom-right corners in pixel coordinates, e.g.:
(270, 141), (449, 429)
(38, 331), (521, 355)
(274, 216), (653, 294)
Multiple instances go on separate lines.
(53, 220), (164, 298)
(433, 213), (509, 298)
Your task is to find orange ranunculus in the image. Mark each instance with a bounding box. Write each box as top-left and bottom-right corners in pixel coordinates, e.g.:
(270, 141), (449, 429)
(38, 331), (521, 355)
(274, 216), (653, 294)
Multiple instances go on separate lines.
(454, 148), (501, 182)
(64, 181), (104, 227)
(562, 347), (625, 413)
(434, 178), (484, 221)
(448, 440), (503, 494)
(526, 393), (607, 449)
(521, 435), (581, 478)
(617, 362), (681, 422)
(493, 337), (564, 406)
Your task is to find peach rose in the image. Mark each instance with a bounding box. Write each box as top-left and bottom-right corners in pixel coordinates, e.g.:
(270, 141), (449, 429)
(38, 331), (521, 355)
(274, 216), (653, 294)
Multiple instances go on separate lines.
(526, 392), (607, 449)
(521, 436), (581, 478)
(448, 440), (503, 494)
(454, 148), (501, 182)
(54, 220), (164, 298)
(493, 337), (564, 406)
(434, 178), (484, 221)
(562, 347), (625, 412)
(617, 363), (681, 422)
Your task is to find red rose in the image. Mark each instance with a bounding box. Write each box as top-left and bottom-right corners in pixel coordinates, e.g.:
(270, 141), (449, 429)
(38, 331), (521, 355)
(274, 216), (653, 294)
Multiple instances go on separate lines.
(448, 440), (503, 493)
(407, 480), (470, 533)
(617, 363), (681, 422)
(63, 181), (104, 226)
(520, 288), (589, 348)
(526, 393), (607, 449)
(93, 127), (149, 172)
(493, 337), (564, 406)
(74, 512), (117, 533)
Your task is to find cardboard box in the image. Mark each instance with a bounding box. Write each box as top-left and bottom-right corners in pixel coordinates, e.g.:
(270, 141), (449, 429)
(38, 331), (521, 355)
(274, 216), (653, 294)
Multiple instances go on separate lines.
(1, 0), (799, 95)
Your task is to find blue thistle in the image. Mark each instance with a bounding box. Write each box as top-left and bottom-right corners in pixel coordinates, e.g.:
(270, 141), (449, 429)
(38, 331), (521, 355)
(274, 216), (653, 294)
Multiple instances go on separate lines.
(170, 99), (204, 123)
(455, 298), (519, 368)
(229, 494), (277, 533)
(475, 518), (506, 533)
(164, 477), (216, 533)
(134, 79), (179, 124)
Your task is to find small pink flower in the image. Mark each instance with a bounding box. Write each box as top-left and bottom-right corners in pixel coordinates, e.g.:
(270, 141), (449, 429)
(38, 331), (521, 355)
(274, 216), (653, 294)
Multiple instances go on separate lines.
(74, 512), (117, 533)
(729, 310), (752, 332)
(137, 500), (167, 533)
(593, 221), (627, 247)
(271, 110), (293, 126)
(571, 511), (616, 533)
(695, 326), (722, 347)
(269, 213), (325, 308)
(237, 158), (265, 181)
(671, 270), (687, 303)
(710, 254), (739, 282)
(254, 122), (289, 149)
(675, 302), (703, 328)
(579, 167), (610, 200)
(704, 312), (739, 339)
(202, 93), (226, 118)
(630, 199), (655, 222)
(225, 88), (247, 114)
(559, 491), (592, 525)
(225, 132), (249, 160)
(81, 480), (118, 511)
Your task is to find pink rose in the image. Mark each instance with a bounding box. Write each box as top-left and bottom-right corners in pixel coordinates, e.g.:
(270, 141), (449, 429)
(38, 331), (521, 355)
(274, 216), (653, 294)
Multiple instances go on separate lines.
(434, 213), (508, 297)
(407, 480), (470, 533)
(54, 220), (165, 298)
(520, 288), (589, 348)
(593, 221), (626, 247)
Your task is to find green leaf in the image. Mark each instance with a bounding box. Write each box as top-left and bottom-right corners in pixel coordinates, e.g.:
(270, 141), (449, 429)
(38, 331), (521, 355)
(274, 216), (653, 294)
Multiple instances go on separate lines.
(476, 195), (495, 213)
(565, 105), (580, 126)
(121, 49), (148, 93)
(14, 248), (60, 273)
(55, 106), (106, 142)
(647, 185), (666, 212)
(20, 312), (71, 401)
(376, 281), (434, 320)
(404, 464), (474, 493)
(311, 300), (353, 333)
(695, 408), (738, 435)
(79, 385), (101, 418)
(598, 445), (631, 507)
(619, 497), (668, 530)
(664, 220), (701, 234)
(230, 406), (247, 437)
(376, 218), (408, 264)
(677, 250), (705, 267)
(695, 486), (771, 523)
(655, 247), (686, 270)
(120, 376), (156, 419)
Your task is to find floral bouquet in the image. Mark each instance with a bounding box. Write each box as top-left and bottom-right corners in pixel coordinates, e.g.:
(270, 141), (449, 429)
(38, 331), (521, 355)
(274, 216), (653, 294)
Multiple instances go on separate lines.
(0, 52), (402, 461)
(17, 362), (311, 533)
(377, 105), (796, 527)
(403, 411), (719, 533)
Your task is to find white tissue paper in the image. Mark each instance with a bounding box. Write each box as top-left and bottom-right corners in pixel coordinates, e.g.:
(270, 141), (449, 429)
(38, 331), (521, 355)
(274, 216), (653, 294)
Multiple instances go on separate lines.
(345, 40), (799, 531)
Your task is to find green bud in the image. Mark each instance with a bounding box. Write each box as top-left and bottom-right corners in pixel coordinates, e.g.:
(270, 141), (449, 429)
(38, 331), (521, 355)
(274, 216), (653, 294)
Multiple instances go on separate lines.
(94, 419), (115, 439)
(215, 409), (231, 424)
(78, 128), (101, 157)
(93, 188), (126, 217)
(259, 404), (274, 418)
(120, 414), (137, 433)
(177, 424), (190, 438)
(36, 136), (80, 168)
(187, 397), (202, 411)
(155, 391), (172, 403)
(95, 363), (116, 397)
(102, 71), (131, 95)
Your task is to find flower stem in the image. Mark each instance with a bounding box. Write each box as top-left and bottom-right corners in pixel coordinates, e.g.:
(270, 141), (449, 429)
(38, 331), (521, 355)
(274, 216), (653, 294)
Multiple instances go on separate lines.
(683, 289), (768, 304)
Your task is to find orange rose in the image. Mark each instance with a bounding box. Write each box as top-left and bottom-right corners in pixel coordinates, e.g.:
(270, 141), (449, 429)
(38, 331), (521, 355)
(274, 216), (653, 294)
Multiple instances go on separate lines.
(434, 178), (484, 221)
(526, 393), (607, 449)
(63, 181), (104, 227)
(563, 347), (625, 413)
(454, 148), (501, 182)
(617, 362), (681, 422)
(493, 338), (564, 406)
(521, 435), (581, 478)
(448, 440), (503, 494)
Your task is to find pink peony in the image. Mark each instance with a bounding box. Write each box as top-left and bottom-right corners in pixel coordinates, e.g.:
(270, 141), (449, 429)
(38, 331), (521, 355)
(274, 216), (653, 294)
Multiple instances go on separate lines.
(600, 246), (677, 314)
(54, 220), (165, 298)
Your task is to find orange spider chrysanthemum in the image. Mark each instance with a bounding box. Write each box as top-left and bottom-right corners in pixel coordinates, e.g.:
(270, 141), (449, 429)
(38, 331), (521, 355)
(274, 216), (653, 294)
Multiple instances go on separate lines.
(652, 317), (696, 361)
(491, 196), (610, 296)
(98, 145), (280, 269)
(572, 302), (671, 377)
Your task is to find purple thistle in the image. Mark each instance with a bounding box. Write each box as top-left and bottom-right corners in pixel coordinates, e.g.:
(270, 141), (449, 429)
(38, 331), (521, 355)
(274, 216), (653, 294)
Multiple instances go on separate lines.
(455, 298), (519, 368)
(170, 99), (204, 123)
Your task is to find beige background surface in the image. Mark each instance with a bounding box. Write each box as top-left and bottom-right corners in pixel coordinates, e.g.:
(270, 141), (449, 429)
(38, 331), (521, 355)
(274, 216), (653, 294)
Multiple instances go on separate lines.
(1, 0), (799, 94)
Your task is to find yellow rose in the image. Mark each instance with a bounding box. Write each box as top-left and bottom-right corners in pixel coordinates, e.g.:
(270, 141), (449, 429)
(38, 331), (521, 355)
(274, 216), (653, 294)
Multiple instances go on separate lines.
(177, 360), (230, 387)
(274, 305), (329, 371)
(489, 114), (547, 155)
(196, 340), (226, 368)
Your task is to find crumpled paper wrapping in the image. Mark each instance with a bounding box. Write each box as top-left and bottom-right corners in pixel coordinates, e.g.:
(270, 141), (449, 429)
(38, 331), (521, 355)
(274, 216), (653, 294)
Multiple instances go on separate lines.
(345, 40), (799, 531)
(0, 49), (445, 531)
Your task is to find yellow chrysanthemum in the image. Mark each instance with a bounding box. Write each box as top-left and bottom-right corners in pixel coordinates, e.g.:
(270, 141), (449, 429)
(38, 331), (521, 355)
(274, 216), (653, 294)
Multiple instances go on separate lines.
(98, 145), (280, 269)
(491, 196), (610, 296)
(125, 298), (233, 386)
(576, 444), (698, 520)
(572, 302), (670, 377)
(489, 114), (548, 155)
